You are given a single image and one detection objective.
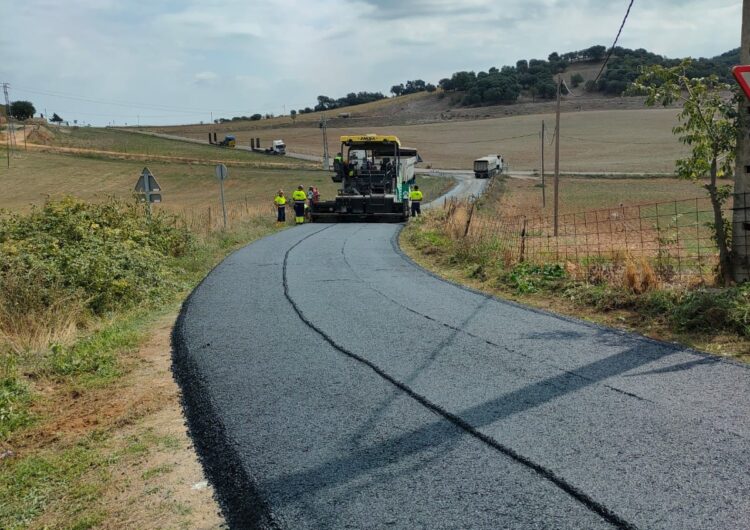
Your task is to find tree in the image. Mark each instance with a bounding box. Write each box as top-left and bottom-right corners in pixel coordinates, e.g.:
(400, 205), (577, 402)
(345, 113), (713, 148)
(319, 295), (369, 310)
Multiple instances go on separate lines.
(390, 84), (404, 96)
(570, 73), (584, 88)
(10, 100), (35, 120)
(290, 109), (297, 121)
(50, 113), (63, 124)
(250, 113), (262, 121)
(631, 60), (738, 285)
(586, 45), (606, 62)
(438, 78), (453, 91)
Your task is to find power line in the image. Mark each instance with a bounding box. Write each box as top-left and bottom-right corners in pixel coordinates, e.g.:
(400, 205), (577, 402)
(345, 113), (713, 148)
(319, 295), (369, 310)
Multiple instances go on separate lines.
(593, 0), (636, 84)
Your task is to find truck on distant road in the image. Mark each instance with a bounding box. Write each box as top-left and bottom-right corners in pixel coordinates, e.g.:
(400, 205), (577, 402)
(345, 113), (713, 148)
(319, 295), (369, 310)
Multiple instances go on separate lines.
(250, 138), (286, 155)
(474, 155), (504, 178)
(208, 133), (236, 148)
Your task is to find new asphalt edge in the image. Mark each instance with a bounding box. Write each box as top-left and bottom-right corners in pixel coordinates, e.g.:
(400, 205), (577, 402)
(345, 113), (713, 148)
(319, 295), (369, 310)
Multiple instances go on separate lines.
(171, 244), (281, 529)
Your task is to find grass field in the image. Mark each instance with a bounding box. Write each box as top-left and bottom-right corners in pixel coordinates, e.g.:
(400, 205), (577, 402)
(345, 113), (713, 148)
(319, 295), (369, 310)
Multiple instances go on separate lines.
(22, 126), (312, 168)
(145, 108), (687, 173)
(495, 176), (725, 219)
(1, 137), (453, 215)
(0, 150), (335, 213)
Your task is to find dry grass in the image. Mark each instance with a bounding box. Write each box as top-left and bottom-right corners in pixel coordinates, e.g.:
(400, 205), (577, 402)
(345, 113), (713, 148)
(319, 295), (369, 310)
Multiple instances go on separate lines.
(1, 314), (224, 530)
(146, 107), (686, 173)
(496, 176), (723, 218)
(623, 258), (659, 294)
(0, 150), (337, 213)
(19, 125), (311, 167)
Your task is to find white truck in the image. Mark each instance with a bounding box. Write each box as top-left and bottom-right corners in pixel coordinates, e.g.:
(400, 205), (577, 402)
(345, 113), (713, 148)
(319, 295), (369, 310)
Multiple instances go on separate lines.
(473, 154), (504, 178)
(267, 139), (286, 155)
(251, 138), (286, 155)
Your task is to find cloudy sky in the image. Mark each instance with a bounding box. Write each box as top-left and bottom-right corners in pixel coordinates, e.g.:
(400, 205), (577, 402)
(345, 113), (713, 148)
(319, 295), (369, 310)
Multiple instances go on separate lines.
(0, 0), (741, 126)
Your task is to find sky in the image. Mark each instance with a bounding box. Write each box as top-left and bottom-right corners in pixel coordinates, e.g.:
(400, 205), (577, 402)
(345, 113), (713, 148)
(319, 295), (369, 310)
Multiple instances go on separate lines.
(0, 0), (742, 126)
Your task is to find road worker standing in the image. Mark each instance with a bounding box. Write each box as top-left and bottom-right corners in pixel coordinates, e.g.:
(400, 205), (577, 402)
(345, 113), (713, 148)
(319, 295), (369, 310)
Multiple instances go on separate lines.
(273, 190), (287, 223)
(409, 185), (423, 217)
(292, 185), (307, 224)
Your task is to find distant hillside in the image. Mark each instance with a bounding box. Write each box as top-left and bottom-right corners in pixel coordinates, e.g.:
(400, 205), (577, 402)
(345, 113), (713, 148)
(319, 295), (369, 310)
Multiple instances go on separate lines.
(438, 45), (740, 107)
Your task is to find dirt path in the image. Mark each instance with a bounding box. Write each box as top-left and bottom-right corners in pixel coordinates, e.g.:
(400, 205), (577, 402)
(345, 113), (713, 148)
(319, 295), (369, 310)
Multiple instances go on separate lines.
(6, 314), (225, 529)
(92, 315), (225, 529)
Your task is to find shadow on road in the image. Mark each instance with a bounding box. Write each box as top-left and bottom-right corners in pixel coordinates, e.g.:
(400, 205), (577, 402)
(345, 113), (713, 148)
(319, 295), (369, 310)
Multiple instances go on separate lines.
(262, 335), (674, 512)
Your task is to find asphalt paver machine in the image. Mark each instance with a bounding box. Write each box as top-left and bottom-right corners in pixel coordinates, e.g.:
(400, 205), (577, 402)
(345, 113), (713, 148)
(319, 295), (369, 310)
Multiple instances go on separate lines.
(311, 134), (418, 222)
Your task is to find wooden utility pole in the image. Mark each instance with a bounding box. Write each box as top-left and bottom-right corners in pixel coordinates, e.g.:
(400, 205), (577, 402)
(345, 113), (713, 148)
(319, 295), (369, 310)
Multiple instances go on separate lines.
(320, 114), (330, 170)
(554, 77), (561, 236)
(2, 82), (15, 168)
(541, 120), (546, 208)
(733, 0), (750, 281)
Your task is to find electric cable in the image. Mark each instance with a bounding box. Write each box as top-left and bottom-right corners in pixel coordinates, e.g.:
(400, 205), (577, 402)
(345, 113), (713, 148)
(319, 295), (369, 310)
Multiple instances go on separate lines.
(593, 0), (636, 84)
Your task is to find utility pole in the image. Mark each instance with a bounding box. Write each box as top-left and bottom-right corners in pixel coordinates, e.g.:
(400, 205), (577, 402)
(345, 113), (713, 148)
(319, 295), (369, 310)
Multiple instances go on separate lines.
(2, 82), (16, 168)
(733, 0), (750, 281)
(554, 76), (561, 236)
(320, 114), (330, 170)
(541, 120), (546, 208)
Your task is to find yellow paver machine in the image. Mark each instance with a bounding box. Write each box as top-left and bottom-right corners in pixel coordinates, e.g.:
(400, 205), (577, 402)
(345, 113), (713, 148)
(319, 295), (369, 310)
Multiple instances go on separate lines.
(311, 134), (418, 222)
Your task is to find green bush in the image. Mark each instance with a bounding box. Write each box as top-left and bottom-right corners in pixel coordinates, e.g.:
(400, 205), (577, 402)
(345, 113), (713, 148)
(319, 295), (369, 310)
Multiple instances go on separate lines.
(672, 286), (750, 336)
(0, 198), (193, 323)
(501, 263), (567, 294)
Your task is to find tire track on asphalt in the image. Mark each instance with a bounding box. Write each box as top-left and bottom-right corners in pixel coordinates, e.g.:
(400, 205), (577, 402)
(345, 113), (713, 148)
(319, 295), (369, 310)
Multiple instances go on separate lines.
(283, 226), (637, 530)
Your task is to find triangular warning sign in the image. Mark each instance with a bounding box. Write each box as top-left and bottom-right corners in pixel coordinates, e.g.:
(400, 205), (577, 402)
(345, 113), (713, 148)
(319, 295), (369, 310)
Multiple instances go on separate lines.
(134, 167), (161, 192)
(732, 66), (750, 100)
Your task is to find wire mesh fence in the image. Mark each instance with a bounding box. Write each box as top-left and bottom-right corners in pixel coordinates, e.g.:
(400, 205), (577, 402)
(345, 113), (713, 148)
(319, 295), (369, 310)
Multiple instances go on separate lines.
(443, 193), (733, 285)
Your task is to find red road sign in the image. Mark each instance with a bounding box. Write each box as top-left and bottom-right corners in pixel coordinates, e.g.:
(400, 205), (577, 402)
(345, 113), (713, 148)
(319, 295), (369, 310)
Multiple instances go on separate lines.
(733, 65), (750, 99)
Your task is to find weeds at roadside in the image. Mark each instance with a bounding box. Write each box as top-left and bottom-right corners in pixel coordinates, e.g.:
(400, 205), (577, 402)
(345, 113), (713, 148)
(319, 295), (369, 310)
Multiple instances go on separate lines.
(402, 213), (750, 360)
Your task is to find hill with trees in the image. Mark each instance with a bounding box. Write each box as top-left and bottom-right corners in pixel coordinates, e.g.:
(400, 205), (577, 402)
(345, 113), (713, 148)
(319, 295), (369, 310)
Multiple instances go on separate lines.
(438, 45), (739, 106)
(213, 45), (739, 122)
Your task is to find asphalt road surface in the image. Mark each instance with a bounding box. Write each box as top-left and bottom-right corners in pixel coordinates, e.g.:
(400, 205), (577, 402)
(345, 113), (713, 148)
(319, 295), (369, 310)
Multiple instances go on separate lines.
(174, 214), (749, 528)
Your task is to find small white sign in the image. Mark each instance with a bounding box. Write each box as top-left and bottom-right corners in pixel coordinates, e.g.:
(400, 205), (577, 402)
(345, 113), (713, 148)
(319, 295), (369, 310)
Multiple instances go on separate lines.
(215, 163), (228, 181)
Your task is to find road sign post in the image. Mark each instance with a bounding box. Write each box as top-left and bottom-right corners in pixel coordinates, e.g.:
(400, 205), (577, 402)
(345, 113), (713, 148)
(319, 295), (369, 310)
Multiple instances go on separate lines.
(215, 164), (228, 229)
(134, 167), (162, 216)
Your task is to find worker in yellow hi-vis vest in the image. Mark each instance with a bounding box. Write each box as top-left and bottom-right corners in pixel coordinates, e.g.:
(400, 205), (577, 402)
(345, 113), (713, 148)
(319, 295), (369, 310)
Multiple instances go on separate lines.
(273, 190), (286, 223)
(292, 185), (307, 224)
(409, 185), (423, 217)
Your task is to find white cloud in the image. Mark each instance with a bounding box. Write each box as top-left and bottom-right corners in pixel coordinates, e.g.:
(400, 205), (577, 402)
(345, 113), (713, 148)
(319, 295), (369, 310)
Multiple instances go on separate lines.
(194, 71), (219, 84)
(0, 0), (742, 125)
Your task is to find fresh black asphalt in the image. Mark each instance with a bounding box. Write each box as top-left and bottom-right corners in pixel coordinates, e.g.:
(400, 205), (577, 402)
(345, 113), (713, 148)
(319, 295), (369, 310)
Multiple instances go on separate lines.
(173, 220), (750, 529)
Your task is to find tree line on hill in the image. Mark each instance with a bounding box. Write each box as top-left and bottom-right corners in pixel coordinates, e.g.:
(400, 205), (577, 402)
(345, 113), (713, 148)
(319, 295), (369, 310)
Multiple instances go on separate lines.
(213, 45), (740, 122)
(438, 45), (739, 106)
